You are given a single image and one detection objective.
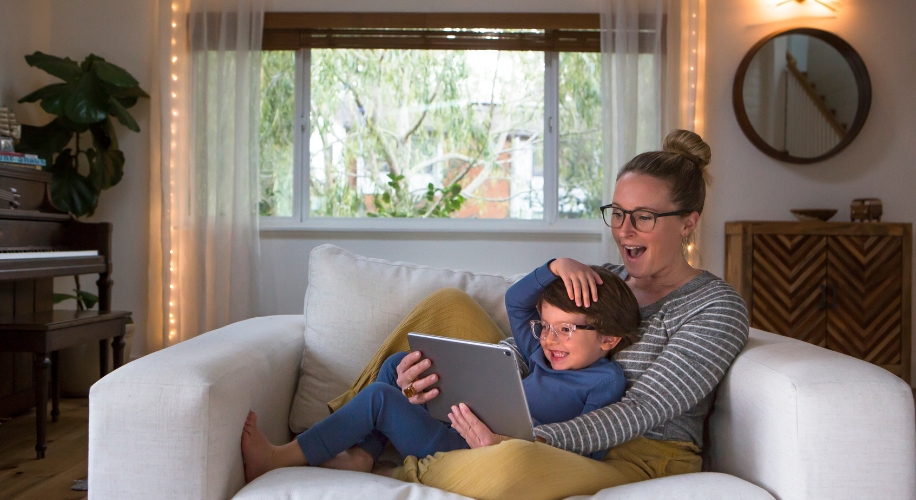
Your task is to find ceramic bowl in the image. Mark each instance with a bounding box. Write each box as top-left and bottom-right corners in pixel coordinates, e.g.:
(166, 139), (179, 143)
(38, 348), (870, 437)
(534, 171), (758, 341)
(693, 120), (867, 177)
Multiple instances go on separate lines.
(790, 209), (838, 221)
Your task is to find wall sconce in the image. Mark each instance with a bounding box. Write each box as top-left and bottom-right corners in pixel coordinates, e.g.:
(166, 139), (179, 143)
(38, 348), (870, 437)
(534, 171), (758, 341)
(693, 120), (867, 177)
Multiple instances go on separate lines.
(776, 0), (841, 12)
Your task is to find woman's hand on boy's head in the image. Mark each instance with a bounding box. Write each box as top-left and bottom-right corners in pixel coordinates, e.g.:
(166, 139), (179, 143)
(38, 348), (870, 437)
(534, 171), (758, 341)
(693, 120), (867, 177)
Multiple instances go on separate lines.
(448, 403), (509, 449)
(549, 258), (603, 307)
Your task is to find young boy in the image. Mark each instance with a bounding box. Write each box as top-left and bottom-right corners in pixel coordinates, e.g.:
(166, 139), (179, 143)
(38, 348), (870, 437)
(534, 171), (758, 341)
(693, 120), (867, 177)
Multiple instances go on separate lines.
(241, 261), (640, 481)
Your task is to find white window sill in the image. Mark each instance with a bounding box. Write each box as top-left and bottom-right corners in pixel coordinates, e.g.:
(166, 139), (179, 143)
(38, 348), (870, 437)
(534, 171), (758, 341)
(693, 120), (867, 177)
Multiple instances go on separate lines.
(258, 217), (605, 238)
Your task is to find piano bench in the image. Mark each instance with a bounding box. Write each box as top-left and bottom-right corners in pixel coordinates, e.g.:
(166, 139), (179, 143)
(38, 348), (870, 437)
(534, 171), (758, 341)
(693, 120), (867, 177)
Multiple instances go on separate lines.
(0, 309), (131, 459)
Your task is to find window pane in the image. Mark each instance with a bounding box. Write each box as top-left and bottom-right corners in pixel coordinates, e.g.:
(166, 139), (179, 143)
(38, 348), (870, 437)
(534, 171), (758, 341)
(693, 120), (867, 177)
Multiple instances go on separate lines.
(258, 50), (296, 217)
(309, 49), (544, 219)
(558, 52), (603, 219)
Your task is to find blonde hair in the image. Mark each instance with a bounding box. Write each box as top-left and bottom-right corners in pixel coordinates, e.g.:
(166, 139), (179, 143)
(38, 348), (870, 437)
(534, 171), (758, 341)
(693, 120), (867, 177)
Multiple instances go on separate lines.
(617, 130), (712, 254)
(617, 129), (712, 215)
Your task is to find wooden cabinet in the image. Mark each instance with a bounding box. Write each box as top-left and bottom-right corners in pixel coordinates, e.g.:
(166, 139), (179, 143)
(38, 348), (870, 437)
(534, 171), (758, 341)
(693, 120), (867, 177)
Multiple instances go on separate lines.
(726, 221), (912, 383)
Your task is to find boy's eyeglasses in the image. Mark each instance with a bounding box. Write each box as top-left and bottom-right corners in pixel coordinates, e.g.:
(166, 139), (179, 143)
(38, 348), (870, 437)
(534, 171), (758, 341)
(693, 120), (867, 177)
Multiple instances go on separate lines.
(599, 204), (690, 232)
(530, 320), (596, 343)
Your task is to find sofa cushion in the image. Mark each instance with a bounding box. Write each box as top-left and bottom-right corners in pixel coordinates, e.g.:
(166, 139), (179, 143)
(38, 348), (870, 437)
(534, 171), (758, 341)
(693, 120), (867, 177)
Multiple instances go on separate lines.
(567, 472), (775, 499)
(234, 467), (473, 500)
(233, 469), (775, 500)
(289, 244), (520, 432)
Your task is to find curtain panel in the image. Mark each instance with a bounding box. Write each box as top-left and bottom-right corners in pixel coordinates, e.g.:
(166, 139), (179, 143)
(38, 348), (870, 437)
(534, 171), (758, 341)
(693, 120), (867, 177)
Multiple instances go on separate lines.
(147, 0), (264, 353)
(599, 0), (704, 264)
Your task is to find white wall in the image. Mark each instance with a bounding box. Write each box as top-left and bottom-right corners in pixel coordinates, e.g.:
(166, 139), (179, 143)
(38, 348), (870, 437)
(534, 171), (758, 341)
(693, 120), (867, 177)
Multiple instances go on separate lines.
(0, 1), (51, 129)
(43, 0), (155, 359)
(702, 0), (916, 381)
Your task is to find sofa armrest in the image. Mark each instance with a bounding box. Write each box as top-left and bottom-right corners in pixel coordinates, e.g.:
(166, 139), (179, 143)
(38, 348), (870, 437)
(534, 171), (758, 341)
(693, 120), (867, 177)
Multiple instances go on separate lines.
(709, 328), (916, 500)
(89, 315), (304, 500)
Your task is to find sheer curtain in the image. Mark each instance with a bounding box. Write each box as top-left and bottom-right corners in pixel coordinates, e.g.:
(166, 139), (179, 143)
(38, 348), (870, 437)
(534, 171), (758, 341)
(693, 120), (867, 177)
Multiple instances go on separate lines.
(599, 0), (704, 264)
(146, 0), (264, 353)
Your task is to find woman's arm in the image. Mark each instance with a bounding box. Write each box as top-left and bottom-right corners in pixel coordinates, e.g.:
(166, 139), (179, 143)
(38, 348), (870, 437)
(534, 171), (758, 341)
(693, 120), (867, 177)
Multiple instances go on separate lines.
(533, 284), (749, 455)
(505, 261), (558, 359)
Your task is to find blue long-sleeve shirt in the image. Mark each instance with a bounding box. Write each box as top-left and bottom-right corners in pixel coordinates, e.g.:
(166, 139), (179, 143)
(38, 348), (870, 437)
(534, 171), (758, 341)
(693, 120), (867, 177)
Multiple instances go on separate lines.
(505, 261), (628, 460)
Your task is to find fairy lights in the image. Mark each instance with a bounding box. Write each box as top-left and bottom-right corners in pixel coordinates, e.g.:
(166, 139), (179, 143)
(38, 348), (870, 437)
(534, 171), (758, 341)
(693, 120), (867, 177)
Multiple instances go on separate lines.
(166, 1), (182, 342)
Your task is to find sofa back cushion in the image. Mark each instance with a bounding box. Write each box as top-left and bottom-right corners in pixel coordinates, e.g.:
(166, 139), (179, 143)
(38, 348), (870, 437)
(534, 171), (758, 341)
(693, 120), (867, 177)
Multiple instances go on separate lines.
(288, 244), (519, 432)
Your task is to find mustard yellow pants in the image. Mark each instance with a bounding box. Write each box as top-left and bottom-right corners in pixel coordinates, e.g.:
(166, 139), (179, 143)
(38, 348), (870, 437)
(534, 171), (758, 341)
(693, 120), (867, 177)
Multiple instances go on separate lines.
(329, 288), (701, 500)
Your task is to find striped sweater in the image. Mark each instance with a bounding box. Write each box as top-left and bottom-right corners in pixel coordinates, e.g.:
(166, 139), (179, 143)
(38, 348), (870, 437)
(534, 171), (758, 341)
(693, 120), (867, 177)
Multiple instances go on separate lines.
(501, 264), (749, 455)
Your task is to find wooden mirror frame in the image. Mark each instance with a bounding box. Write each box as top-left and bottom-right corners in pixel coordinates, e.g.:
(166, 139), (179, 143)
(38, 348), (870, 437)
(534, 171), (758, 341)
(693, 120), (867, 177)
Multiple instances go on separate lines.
(732, 28), (872, 164)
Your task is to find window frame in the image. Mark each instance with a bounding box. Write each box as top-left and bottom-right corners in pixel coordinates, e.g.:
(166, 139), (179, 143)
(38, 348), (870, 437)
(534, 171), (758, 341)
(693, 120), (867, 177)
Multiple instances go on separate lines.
(259, 48), (607, 234)
(258, 13), (622, 234)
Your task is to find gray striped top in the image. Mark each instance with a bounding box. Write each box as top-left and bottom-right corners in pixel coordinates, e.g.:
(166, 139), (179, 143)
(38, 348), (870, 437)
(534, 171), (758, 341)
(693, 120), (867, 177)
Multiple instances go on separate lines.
(503, 265), (749, 455)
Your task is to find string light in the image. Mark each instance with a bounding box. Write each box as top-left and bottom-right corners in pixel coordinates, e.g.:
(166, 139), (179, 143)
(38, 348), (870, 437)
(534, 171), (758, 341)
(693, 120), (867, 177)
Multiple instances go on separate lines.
(167, 2), (181, 343)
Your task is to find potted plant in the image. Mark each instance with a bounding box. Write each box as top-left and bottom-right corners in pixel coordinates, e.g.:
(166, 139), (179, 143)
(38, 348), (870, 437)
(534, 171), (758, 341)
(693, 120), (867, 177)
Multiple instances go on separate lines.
(14, 52), (146, 384)
(16, 51), (148, 217)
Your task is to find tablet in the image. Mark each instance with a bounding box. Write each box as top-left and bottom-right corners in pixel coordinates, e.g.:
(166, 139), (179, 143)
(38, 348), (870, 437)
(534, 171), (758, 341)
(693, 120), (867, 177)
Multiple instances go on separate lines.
(407, 332), (535, 441)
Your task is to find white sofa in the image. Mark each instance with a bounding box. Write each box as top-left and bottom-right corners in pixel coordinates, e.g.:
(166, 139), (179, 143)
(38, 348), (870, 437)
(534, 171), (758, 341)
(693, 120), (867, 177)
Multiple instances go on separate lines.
(88, 244), (916, 500)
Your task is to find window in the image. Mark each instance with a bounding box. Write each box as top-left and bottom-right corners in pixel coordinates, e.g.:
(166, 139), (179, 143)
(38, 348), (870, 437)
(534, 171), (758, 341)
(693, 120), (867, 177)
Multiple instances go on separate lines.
(257, 14), (653, 229)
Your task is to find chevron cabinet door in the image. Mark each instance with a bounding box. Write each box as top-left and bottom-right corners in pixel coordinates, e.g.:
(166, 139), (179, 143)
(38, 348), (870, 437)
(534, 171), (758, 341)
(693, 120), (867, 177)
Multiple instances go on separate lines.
(827, 235), (903, 371)
(751, 234), (828, 345)
(725, 221), (912, 384)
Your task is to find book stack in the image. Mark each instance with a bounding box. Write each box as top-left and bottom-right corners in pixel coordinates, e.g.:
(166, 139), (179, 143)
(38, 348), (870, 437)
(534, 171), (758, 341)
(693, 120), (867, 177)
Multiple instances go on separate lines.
(0, 151), (45, 169)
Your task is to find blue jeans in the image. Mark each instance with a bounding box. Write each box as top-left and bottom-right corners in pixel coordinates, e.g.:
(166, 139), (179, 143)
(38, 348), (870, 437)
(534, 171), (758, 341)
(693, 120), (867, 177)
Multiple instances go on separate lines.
(296, 352), (470, 466)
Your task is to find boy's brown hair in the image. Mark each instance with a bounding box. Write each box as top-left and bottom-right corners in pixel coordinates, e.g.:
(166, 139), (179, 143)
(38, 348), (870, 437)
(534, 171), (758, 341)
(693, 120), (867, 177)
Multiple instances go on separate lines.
(538, 265), (641, 357)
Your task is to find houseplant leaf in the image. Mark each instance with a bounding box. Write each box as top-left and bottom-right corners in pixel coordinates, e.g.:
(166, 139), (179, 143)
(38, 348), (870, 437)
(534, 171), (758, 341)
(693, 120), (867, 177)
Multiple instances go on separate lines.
(108, 98), (140, 132)
(24, 52), (82, 83)
(48, 149), (99, 216)
(75, 290), (99, 309)
(64, 71), (108, 124)
(88, 119), (124, 189)
(91, 59), (139, 88)
(87, 147), (125, 190)
(101, 83), (150, 109)
(17, 118), (74, 167)
(18, 83), (74, 116)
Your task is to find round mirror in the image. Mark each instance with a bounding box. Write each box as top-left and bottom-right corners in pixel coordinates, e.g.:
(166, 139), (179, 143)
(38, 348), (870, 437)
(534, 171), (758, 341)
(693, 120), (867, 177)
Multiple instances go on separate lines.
(733, 28), (871, 164)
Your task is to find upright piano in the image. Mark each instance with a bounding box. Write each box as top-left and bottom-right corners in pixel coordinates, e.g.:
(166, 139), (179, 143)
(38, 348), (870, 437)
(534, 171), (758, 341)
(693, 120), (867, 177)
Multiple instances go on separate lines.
(0, 162), (131, 459)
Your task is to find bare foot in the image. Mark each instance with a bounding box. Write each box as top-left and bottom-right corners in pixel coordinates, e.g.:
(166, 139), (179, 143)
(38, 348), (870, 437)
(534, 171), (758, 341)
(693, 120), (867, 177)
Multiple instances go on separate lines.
(320, 446), (374, 473)
(241, 412), (279, 483)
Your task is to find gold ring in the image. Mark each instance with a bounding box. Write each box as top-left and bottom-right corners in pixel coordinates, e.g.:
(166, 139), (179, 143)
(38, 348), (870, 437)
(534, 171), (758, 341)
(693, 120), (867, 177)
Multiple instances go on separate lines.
(402, 383), (417, 398)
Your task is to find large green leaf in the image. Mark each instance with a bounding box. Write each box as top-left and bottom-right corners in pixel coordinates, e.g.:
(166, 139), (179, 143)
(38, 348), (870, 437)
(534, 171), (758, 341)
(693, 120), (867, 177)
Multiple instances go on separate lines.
(91, 59), (139, 88)
(37, 83), (77, 116)
(108, 98), (140, 132)
(24, 52), (82, 83)
(88, 119), (124, 190)
(89, 118), (117, 150)
(18, 82), (71, 113)
(48, 149), (99, 216)
(75, 290), (99, 309)
(86, 147), (125, 190)
(64, 72), (108, 124)
(106, 84), (150, 109)
(17, 119), (74, 167)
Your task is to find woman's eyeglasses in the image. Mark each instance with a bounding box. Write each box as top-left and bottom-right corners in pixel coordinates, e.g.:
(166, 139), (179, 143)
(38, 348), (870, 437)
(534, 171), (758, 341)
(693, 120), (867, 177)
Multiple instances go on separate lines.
(530, 320), (596, 343)
(599, 204), (690, 232)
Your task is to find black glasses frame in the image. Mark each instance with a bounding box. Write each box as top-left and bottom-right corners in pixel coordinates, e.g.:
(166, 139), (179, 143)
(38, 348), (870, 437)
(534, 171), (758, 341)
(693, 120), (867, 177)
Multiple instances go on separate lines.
(599, 204), (691, 232)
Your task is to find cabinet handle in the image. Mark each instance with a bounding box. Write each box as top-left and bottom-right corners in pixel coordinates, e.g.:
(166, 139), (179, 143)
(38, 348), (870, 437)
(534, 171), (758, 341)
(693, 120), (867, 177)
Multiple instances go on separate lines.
(819, 284), (827, 310)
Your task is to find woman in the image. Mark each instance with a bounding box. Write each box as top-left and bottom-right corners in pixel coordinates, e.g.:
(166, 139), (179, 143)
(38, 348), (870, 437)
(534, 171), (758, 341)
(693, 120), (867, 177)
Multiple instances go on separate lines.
(380, 129), (749, 499)
(242, 129), (748, 498)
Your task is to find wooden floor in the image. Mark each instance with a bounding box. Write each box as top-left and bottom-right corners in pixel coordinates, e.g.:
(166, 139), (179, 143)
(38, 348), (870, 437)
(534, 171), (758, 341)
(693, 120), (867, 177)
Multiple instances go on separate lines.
(0, 399), (88, 500)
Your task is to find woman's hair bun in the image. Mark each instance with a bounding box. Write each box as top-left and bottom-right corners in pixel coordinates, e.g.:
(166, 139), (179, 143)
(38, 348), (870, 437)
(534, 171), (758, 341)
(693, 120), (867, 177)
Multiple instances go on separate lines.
(662, 129), (711, 169)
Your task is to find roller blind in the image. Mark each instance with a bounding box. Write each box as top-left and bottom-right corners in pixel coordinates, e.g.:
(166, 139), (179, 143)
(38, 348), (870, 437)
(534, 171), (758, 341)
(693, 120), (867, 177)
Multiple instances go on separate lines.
(261, 13), (648, 53)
